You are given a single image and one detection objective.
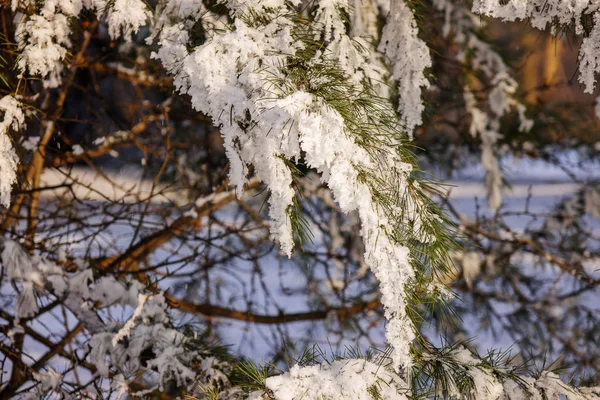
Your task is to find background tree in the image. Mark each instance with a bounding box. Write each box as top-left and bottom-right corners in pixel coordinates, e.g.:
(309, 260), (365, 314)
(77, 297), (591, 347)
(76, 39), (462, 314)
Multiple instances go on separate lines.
(0, 0), (599, 399)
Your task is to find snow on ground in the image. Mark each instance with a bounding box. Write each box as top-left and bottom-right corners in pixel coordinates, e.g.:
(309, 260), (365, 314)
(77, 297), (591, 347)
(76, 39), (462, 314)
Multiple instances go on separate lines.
(39, 166), (186, 205)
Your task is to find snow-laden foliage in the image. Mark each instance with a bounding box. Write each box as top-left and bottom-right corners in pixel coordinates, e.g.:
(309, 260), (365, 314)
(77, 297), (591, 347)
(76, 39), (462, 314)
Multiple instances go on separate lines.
(12, 0), (149, 87)
(263, 359), (409, 400)
(247, 344), (600, 400)
(379, 0), (431, 135)
(150, 0), (442, 370)
(1, 239), (229, 396)
(440, 347), (600, 400)
(14, 3), (73, 88)
(106, 0), (151, 39)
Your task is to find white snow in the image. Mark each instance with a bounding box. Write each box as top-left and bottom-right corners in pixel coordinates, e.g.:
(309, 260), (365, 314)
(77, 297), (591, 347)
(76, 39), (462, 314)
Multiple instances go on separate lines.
(266, 359), (409, 400)
(0, 95), (23, 207)
(378, 0), (431, 134)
